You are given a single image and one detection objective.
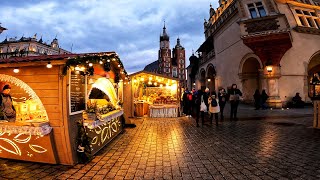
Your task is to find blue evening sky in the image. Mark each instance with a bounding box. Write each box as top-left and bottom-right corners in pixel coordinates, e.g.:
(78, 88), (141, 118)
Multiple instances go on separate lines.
(0, 0), (219, 73)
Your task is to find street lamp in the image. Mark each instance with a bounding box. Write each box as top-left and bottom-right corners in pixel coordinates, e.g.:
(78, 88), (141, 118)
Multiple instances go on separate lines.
(267, 66), (273, 73)
(266, 59), (273, 73)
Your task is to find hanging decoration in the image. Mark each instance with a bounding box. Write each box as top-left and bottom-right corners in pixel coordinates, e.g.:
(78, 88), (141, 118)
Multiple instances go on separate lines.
(61, 53), (130, 82)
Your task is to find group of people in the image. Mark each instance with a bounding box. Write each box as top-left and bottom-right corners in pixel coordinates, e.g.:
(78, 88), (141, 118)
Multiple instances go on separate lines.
(182, 84), (242, 127)
(253, 89), (269, 110)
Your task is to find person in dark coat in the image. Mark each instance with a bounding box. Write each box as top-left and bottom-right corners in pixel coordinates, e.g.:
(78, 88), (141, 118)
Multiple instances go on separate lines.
(218, 88), (227, 120)
(227, 84), (242, 120)
(292, 92), (304, 108)
(260, 89), (269, 110)
(0, 84), (16, 122)
(195, 88), (209, 127)
(253, 89), (261, 110)
(182, 88), (190, 116)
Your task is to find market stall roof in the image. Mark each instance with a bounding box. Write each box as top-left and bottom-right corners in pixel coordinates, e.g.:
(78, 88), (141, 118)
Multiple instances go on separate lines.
(129, 70), (180, 81)
(0, 51), (115, 64)
(0, 51), (130, 81)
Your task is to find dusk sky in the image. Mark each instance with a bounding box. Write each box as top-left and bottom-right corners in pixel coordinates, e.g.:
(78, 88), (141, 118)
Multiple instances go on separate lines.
(0, 0), (219, 73)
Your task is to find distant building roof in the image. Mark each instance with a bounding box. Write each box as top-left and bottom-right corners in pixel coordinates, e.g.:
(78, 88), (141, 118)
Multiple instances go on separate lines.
(144, 60), (159, 72)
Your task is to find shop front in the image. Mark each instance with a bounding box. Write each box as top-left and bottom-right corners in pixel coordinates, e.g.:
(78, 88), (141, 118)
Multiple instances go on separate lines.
(124, 71), (180, 118)
(0, 52), (130, 165)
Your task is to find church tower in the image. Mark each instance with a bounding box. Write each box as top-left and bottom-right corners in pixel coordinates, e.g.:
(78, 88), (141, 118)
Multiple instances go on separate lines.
(158, 22), (171, 76)
(172, 37), (186, 87)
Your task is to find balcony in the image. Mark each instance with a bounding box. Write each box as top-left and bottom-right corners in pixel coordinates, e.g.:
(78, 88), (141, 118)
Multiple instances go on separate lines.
(199, 49), (215, 65)
(239, 14), (290, 38)
(239, 14), (292, 66)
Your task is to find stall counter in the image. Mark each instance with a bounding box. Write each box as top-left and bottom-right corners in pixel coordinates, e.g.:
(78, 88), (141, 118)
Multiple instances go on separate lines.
(83, 110), (124, 155)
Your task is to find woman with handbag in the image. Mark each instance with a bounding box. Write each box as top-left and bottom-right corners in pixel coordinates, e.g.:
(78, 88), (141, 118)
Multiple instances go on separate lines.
(196, 88), (209, 127)
(208, 94), (220, 125)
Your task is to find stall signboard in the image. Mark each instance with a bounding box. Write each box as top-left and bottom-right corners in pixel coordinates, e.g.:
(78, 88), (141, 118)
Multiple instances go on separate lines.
(70, 70), (86, 114)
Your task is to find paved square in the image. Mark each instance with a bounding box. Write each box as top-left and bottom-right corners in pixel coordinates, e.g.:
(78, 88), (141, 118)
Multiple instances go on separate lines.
(1, 105), (320, 179)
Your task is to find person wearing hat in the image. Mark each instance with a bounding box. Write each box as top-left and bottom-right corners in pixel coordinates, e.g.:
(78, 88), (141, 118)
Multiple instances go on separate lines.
(0, 84), (16, 122)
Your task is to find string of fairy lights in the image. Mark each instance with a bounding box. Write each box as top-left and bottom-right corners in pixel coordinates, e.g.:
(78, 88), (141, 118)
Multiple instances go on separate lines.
(11, 53), (131, 83)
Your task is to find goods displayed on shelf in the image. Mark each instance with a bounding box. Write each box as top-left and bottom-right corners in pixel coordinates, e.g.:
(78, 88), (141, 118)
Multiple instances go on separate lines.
(14, 99), (48, 123)
(129, 71), (180, 118)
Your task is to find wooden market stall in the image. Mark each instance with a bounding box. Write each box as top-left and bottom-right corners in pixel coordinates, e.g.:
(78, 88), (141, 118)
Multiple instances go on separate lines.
(0, 52), (130, 165)
(123, 71), (181, 118)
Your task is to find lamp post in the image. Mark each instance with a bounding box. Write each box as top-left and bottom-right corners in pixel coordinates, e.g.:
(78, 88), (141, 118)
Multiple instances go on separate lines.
(0, 24), (7, 34)
(309, 73), (320, 128)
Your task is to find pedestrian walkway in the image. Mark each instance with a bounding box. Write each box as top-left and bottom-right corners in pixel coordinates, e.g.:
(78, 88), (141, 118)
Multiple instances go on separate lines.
(0, 104), (319, 179)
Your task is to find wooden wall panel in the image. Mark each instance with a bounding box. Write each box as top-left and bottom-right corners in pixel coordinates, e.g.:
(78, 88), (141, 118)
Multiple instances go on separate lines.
(0, 66), (60, 75)
(52, 127), (69, 164)
(34, 90), (59, 98)
(40, 97), (59, 105)
(26, 82), (59, 90)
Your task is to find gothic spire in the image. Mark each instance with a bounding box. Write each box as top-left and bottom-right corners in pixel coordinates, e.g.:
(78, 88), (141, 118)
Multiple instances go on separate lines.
(160, 21), (169, 41)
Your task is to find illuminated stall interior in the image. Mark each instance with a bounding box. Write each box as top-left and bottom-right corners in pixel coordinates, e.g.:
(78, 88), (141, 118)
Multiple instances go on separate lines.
(129, 71), (180, 117)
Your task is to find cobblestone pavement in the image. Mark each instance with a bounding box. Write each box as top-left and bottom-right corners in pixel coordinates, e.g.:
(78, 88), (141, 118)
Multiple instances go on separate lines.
(1, 104), (320, 180)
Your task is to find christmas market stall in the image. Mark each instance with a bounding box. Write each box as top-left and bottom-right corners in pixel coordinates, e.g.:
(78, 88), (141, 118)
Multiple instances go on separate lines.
(0, 52), (130, 165)
(123, 71), (180, 118)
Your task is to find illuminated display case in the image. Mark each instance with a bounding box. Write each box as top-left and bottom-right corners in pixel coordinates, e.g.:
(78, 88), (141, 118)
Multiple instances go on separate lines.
(128, 71), (181, 118)
(309, 73), (320, 100)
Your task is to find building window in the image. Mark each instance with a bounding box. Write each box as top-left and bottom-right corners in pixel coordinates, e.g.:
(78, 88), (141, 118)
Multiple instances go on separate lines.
(294, 8), (320, 29)
(248, 2), (266, 18)
(172, 68), (178, 78)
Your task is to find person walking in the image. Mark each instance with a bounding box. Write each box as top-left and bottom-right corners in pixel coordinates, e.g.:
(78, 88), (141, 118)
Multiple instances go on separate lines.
(228, 84), (242, 120)
(218, 88), (227, 120)
(182, 88), (190, 116)
(253, 89), (261, 110)
(261, 89), (269, 110)
(208, 94), (220, 125)
(186, 90), (193, 117)
(196, 88), (209, 127)
(180, 88), (185, 116)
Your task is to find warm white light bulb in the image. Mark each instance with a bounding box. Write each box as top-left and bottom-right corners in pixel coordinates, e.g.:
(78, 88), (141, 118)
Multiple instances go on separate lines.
(46, 62), (52, 68)
(99, 60), (103, 64)
(89, 63), (93, 67)
(75, 66), (81, 71)
(13, 68), (19, 73)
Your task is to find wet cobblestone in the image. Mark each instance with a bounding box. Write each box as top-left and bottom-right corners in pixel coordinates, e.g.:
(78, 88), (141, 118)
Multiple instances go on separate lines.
(1, 105), (320, 179)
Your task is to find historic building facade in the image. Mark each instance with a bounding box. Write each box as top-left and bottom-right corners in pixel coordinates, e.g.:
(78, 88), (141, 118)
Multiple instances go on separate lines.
(144, 24), (187, 88)
(0, 34), (70, 59)
(190, 0), (320, 107)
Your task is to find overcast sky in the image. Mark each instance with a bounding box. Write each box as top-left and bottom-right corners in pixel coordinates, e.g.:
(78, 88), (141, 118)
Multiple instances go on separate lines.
(0, 0), (219, 73)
